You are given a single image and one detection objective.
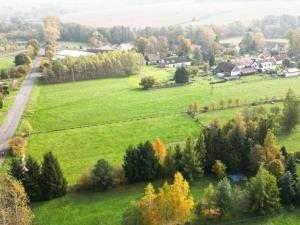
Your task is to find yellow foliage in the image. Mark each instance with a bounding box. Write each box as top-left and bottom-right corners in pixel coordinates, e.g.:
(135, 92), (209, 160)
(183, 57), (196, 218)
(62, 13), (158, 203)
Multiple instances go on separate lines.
(138, 172), (194, 225)
(152, 138), (166, 165)
(8, 136), (27, 157)
(0, 176), (33, 225)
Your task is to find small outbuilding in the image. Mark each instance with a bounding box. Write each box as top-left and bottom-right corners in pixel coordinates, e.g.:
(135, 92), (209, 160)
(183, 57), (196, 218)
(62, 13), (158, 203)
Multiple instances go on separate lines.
(283, 67), (300, 78)
(145, 53), (160, 65)
(214, 62), (241, 78)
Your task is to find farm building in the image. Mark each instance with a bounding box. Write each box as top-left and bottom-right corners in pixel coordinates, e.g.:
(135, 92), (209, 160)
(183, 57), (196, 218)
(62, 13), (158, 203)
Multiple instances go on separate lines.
(53, 50), (95, 60)
(283, 68), (300, 78)
(145, 53), (160, 65)
(240, 67), (257, 76)
(252, 58), (277, 72)
(214, 62), (241, 78)
(159, 56), (192, 68)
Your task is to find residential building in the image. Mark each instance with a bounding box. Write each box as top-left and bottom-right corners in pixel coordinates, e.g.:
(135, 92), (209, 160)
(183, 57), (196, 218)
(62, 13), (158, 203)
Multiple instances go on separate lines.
(273, 54), (289, 65)
(251, 58), (277, 72)
(145, 53), (160, 65)
(214, 62), (241, 78)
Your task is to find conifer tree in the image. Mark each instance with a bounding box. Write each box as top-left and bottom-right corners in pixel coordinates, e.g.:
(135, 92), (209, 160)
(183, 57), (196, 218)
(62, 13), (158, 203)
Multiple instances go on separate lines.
(216, 178), (232, 216)
(23, 156), (42, 201)
(9, 157), (24, 182)
(92, 159), (113, 191)
(195, 131), (206, 166)
(286, 155), (298, 181)
(281, 88), (300, 132)
(40, 152), (67, 200)
(123, 141), (160, 183)
(247, 167), (280, 215)
(181, 137), (203, 181)
(278, 172), (296, 205)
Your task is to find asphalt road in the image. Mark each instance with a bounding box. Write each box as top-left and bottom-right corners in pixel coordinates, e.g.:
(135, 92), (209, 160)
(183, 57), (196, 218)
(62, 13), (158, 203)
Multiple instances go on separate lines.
(0, 57), (42, 166)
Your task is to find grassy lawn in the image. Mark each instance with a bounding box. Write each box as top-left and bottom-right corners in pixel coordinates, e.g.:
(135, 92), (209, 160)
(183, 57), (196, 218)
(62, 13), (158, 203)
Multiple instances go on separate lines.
(31, 166), (300, 225)
(12, 66), (300, 185)
(32, 176), (216, 225)
(3, 65), (296, 225)
(0, 55), (14, 70)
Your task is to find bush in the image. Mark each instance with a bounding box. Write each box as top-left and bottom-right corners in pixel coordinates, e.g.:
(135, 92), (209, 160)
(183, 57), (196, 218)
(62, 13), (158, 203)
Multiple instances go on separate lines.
(174, 66), (189, 83)
(92, 159), (113, 191)
(15, 53), (31, 66)
(212, 160), (227, 179)
(16, 65), (29, 75)
(112, 166), (126, 187)
(77, 170), (94, 191)
(23, 120), (33, 136)
(139, 76), (156, 89)
(8, 136), (26, 156)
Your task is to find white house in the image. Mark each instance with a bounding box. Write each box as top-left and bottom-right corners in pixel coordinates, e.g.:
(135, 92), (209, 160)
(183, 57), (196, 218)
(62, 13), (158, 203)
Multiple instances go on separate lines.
(214, 62), (241, 78)
(53, 50), (95, 60)
(231, 56), (253, 69)
(283, 68), (300, 78)
(251, 58), (277, 72)
(159, 56), (192, 68)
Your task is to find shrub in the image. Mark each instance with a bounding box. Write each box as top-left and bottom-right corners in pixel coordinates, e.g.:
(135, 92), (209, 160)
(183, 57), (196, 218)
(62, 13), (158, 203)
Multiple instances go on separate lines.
(92, 159), (113, 191)
(139, 76), (156, 89)
(188, 101), (200, 117)
(15, 53), (31, 66)
(23, 120), (33, 136)
(212, 160), (227, 179)
(174, 66), (189, 83)
(77, 170), (94, 191)
(210, 101), (217, 111)
(112, 166), (126, 187)
(16, 65), (29, 75)
(8, 136), (26, 156)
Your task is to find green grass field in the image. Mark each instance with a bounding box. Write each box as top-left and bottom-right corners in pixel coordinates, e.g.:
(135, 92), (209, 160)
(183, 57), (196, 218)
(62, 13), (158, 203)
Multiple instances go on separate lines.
(0, 55), (14, 70)
(5, 65), (298, 225)
(31, 165), (300, 225)
(15, 66), (300, 185)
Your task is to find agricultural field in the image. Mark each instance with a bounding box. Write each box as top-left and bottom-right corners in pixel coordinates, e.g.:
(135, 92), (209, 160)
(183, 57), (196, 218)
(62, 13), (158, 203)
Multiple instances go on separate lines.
(0, 55), (14, 71)
(11, 66), (300, 186)
(59, 0), (300, 27)
(0, 65), (296, 225)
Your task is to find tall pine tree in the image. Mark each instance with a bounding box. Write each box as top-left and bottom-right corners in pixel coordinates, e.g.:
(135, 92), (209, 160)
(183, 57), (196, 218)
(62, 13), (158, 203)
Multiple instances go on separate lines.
(40, 152), (67, 200)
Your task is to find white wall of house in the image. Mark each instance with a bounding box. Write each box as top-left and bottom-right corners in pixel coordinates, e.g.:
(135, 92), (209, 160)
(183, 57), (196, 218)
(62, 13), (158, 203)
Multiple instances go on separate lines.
(284, 68), (300, 77)
(164, 62), (192, 68)
(231, 67), (241, 76)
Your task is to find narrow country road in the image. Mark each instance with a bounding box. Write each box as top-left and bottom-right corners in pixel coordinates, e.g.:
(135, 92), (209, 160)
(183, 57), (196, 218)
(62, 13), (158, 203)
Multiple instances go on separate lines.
(0, 57), (42, 166)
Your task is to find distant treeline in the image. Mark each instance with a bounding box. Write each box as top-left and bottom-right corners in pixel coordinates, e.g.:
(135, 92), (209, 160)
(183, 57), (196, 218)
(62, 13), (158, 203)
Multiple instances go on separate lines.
(59, 15), (300, 45)
(41, 51), (144, 83)
(2, 14), (300, 43)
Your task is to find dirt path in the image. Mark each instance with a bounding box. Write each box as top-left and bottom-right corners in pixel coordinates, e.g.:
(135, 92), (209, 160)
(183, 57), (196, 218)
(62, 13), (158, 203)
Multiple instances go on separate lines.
(0, 57), (41, 166)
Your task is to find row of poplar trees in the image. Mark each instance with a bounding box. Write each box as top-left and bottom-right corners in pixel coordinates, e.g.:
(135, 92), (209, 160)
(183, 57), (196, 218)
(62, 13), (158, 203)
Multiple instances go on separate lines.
(42, 51), (144, 83)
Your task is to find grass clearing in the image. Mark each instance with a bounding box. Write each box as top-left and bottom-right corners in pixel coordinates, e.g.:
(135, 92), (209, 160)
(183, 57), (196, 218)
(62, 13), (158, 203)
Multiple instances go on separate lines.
(0, 55), (14, 70)
(15, 66), (300, 185)
(4, 65), (298, 225)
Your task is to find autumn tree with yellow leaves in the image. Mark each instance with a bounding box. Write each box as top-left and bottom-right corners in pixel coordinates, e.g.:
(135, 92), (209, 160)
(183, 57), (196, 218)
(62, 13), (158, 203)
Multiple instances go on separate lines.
(0, 176), (33, 225)
(153, 138), (166, 166)
(137, 172), (194, 225)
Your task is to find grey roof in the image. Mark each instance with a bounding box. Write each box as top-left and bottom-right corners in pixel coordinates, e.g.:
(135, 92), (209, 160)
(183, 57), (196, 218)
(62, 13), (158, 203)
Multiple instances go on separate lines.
(145, 53), (160, 62)
(215, 62), (236, 73)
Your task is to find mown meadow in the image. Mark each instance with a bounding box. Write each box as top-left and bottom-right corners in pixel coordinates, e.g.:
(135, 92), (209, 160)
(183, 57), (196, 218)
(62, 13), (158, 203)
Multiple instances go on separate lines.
(5, 65), (300, 225)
